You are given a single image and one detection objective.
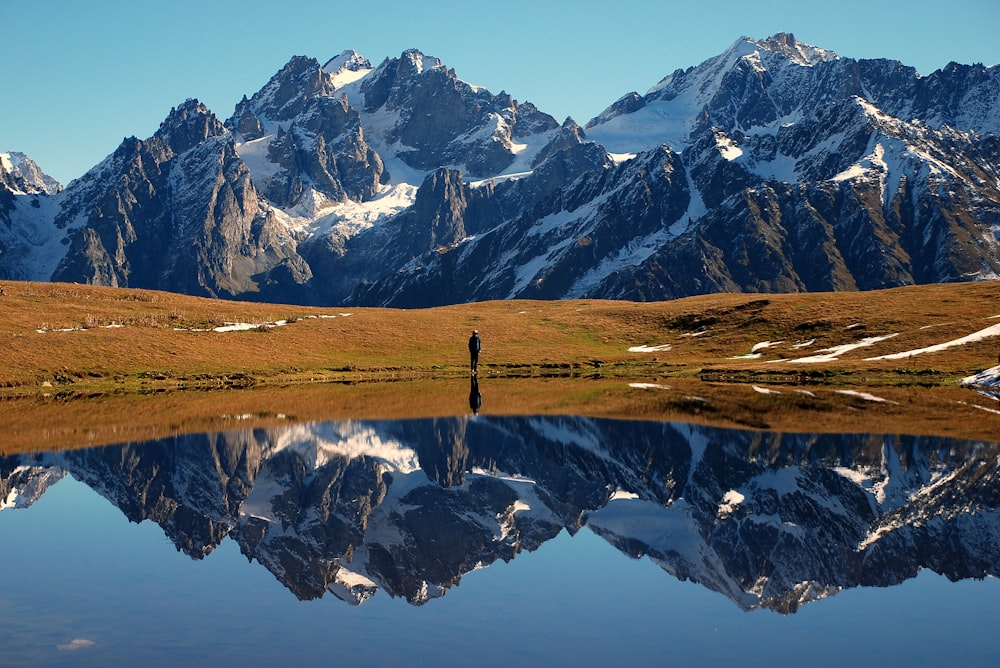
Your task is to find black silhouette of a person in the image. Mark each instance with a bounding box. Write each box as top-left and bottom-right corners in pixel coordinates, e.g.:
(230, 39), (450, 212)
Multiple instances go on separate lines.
(469, 374), (482, 415)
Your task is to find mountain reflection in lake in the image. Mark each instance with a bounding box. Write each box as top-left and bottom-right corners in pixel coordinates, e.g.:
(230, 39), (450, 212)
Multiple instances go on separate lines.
(2, 416), (999, 665)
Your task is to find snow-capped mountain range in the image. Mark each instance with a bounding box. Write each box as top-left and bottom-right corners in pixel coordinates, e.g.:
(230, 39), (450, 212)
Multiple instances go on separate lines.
(2, 33), (998, 304)
(3, 415), (998, 611)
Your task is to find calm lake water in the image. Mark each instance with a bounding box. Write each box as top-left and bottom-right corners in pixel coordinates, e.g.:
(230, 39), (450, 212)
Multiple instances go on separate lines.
(2, 414), (999, 666)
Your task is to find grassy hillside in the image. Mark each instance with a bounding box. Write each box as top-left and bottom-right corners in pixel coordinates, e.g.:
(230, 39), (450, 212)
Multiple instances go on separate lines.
(1, 280), (998, 452)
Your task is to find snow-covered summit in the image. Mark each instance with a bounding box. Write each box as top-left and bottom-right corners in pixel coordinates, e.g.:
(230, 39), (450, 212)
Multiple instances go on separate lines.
(398, 48), (445, 75)
(323, 49), (372, 75)
(752, 32), (840, 67)
(588, 32), (1000, 158)
(323, 50), (374, 88)
(645, 33), (838, 100)
(585, 33), (848, 154)
(0, 151), (62, 195)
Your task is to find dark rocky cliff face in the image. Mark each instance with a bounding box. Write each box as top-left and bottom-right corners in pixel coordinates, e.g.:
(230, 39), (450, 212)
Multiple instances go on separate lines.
(360, 50), (559, 178)
(229, 56), (386, 209)
(50, 100), (310, 299)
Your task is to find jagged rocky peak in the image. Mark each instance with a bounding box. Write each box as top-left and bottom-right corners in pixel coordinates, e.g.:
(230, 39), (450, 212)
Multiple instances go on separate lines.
(530, 117), (591, 167)
(644, 32), (840, 106)
(584, 92), (646, 128)
(230, 51), (373, 141)
(752, 32), (840, 66)
(323, 49), (373, 76)
(358, 48), (559, 176)
(399, 47), (446, 75)
(512, 100), (561, 138)
(155, 99), (227, 155)
(0, 151), (62, 195)
(230, 95), (264, 140)
(361, 48), (450, 112)
(244, 55), (336, 122)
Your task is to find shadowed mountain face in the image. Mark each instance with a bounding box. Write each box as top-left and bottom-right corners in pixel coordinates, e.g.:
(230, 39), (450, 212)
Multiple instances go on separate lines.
(3, 416), (998, 611)
(2, 34), (998, 303)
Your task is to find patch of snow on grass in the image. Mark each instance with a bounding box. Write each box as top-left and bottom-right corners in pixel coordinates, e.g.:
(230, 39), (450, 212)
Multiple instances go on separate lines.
(628, 343), (672, 352)
(788, 333), (898, 363)
(866, 322), (1000, 361)
(955, 400), (1000, 415)
(752, 385), (781, 395)
(217, 323), (260, 334)
(629, 382), (670, 390)
(960, 364), (1000, 389)
(734, 341), (783, 360)
(836, 390), (896, 404)
(174, 316), (334, 333)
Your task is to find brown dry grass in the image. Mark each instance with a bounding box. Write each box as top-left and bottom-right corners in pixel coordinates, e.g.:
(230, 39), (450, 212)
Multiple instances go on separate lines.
(0, 280), (998, 454)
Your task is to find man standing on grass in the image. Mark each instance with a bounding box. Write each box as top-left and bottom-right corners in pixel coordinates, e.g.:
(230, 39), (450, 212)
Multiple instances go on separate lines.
(469, 330), (481, 374)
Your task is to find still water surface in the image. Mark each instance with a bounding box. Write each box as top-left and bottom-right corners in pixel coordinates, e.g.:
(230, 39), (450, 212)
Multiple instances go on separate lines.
(2, 414), (999, 666)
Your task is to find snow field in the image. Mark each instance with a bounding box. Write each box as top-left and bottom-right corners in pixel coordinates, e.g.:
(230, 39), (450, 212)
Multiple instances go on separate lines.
(624, 313), (1000, 413)
(639, 314), (1000, 366)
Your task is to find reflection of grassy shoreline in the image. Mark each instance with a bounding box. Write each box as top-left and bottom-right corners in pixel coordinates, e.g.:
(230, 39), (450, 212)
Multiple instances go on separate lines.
(0, 280), (998, 452)
(1, 377), (997, 455)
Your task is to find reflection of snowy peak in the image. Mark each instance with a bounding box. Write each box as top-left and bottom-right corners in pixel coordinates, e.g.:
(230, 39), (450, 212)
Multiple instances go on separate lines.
(3, 34), (999, 303)
(4, 417), (999, 612)
(0, 460), (65, 510)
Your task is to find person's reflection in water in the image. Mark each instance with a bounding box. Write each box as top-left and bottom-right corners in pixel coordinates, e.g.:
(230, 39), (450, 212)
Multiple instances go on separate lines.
(469, 374), (483, 415)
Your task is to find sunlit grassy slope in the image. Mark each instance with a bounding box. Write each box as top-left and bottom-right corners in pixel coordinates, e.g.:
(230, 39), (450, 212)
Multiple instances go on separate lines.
(0, 280), (997, 453)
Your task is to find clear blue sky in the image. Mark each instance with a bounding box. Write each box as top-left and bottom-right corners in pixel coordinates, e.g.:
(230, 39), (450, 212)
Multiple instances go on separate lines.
(3, 0), (998, 185)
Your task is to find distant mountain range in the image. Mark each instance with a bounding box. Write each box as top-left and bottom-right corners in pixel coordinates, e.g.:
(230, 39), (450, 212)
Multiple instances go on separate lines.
(3, 416), (998, 611)
(2, 33), (998, 305)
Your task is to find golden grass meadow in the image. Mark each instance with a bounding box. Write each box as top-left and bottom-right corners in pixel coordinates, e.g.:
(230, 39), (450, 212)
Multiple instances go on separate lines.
(1, 280), (998, 453)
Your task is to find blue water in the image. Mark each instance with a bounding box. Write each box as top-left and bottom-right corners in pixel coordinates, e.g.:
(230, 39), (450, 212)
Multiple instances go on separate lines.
(2, 416), (1000, 667)
(2, 474), (997, 667)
